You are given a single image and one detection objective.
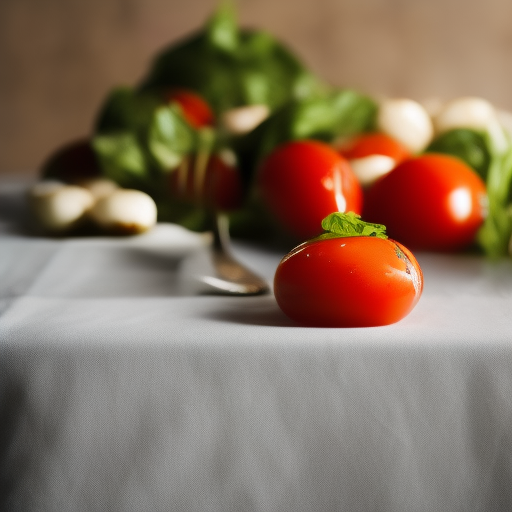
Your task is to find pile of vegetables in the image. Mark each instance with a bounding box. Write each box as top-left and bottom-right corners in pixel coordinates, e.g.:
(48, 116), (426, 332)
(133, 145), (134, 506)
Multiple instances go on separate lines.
(38, 2), (512, 260)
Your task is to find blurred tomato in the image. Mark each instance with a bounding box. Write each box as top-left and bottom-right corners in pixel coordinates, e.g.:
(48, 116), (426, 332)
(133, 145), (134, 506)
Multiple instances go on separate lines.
(363, 153), (487, 251)
(338, 132), (410, 162)
(164, 88), (215, 129)
(338, 132), (410, 187)
(41, 138), (102, 183)
(169, 151), (243, 211)
(257, 140), (363, 240)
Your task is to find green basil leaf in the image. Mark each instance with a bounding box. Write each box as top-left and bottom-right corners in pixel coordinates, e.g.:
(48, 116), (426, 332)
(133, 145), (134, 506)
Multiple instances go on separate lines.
(234, 30), (321, 108)
(139, 6), (320, 114)
(92, 132), (148, 188)
(426, 128), (491, 180)
(147, 104), (196, 170)
(477, 138), (512, 258)
(316, 212), (388, 240)
(93, 86), (199, 197)
(95, 87), (159, 135)
(206, 1), (238, 52)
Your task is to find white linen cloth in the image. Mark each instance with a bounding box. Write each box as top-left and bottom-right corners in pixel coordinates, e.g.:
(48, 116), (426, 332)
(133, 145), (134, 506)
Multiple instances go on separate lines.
(1, 180), (512, 511)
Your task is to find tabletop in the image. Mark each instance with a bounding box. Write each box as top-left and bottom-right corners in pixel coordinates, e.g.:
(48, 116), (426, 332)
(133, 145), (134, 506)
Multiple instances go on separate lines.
(2, 178), (512, 512)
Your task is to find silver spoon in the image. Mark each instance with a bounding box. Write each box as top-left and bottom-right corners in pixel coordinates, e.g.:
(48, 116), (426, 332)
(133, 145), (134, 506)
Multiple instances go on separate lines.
(200, 211), (270, 296)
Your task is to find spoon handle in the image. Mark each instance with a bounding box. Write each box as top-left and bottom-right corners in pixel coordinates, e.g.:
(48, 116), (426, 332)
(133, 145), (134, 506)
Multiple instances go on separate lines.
(207, 211), (270, 296)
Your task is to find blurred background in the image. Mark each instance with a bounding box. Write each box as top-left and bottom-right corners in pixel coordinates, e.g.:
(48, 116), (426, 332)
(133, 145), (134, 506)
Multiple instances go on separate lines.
(1, 0), (511, 177)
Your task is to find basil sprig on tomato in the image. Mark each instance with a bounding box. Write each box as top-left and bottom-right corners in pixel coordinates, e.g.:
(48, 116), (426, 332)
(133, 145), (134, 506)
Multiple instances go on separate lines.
(314, 211), (387, 240)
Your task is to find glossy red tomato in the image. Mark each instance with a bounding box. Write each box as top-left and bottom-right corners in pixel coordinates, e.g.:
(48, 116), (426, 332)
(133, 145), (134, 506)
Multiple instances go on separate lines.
(257, 140), (363, 239)
(169, 152), (243, 211)
(338, 132), (410, 162)
(274, 235), (423, 327)
(164, 88), (215, 129)
(363, 153), (487, 251)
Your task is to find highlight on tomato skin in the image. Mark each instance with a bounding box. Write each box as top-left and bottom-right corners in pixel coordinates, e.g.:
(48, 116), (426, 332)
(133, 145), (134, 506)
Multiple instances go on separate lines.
(257, 139), (363, 240)
(363, 153), (487, 252)
(274, 235), (423, 328)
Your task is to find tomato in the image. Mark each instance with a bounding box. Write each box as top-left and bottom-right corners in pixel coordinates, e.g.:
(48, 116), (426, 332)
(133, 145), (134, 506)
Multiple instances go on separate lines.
(338, 132), (410, 162)
(337, 132), (410, 188)
(41, 138), (102, 183)
(274, 231), (423, 327)
(169, 151), (243, 211)
(257, 140), (363, 240)
(363, 153), (487, 251)
(164, 88), (215, 129)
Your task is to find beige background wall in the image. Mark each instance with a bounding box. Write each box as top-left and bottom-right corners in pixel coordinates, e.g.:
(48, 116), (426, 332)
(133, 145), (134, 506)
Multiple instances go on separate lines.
(1, 0), (511, 176)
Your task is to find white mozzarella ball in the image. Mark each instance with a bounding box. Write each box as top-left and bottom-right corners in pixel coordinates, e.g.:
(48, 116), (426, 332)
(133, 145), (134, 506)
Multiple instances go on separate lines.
(434, 97), (497, 133)
(434, 97), (509, 152)
(28, 182), (94, 233)
(349, 155), (397, 187)
(377, 98), (434, 153)
(497, 110), (512, 138)
(221, 104), (270, 135)
(89, 189), (157, 234)
(77, 178), (119, 200)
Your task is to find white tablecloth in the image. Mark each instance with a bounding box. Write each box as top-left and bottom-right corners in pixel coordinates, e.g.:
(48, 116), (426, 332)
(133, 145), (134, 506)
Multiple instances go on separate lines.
(2, 179), (512, 511)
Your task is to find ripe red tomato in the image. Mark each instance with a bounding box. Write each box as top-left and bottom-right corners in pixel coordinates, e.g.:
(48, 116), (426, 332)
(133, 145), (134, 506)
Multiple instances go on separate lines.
(363, 153), (487, 251)
(338, 132), (410, 162)
(41, 138), (102, 183)
(164, 88), (215, 129)
(274, 232), (423, 327)
(337, 132), (411, 188)
(169, 152), (243, 211)
(257, 140), (363, 240)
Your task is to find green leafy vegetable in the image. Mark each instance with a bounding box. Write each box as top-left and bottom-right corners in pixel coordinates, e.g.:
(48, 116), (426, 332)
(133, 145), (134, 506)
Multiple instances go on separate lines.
(92, 87), (196, 192)
(477, 139), (512, 258)
(315, 212), (388, 240)
(206, 1), (238, 52)
(235, 89), (377, 182)
(147, 104), (197, 170)
(92, 133), (147, 185)
(139, 3), (321, 114)
(95, 87), (163, 137)
(426, 128), (491, 180)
